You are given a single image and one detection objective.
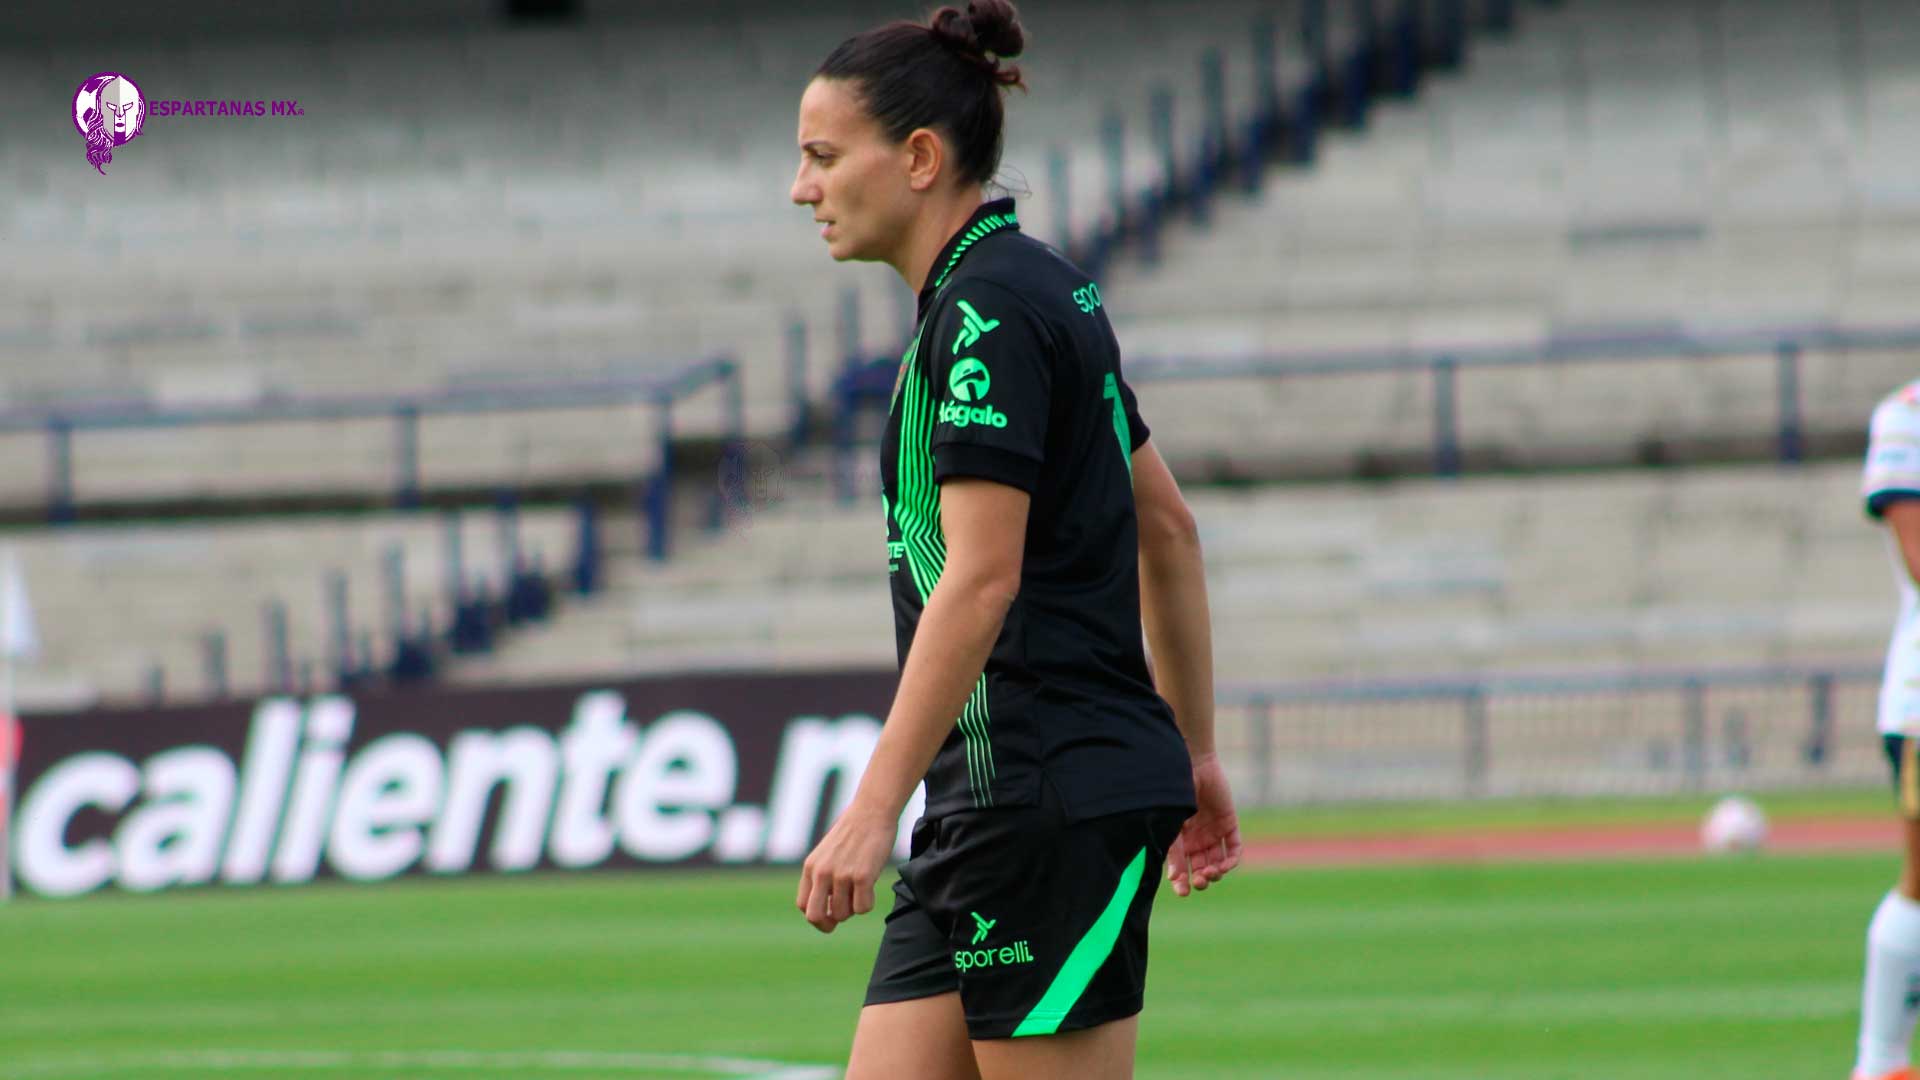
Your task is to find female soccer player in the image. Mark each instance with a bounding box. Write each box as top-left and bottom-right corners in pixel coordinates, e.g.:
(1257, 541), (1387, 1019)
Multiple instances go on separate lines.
(1854, 380), (1920, 1080)
(787, 3), (1241, 1078)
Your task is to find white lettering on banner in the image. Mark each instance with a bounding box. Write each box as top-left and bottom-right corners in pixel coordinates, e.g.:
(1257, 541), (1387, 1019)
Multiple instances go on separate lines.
(612, 710), (736, 862)
(764, 716), (880, 862)
(220, 699), (300, 885)
(426, 727), (558, 874)
(549, 692), (636, 868)
(10, 689), (925, 898)
(17, 753), (139, 897)
(271, 696), (354, 884)
(898, 782), (926, 861)
(713, 805), (768, 863)
(116, 747), (234, 892)
(327, 734), (444, 881)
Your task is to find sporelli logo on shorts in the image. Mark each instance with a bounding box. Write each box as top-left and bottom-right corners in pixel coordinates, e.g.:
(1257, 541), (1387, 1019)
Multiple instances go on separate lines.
(73, 71), (146, 176)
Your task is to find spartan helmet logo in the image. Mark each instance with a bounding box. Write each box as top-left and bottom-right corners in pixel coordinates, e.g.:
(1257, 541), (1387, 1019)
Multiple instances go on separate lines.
(73, 71), (146, 176)
(98, 78), (140, 139)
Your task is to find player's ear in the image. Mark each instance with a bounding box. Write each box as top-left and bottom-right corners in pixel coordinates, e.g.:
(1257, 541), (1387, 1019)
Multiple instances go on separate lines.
(904, 128), (943, 193)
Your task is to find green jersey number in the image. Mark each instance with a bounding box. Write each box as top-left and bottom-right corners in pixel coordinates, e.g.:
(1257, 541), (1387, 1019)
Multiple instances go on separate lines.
(1102, 374), (1133, 478)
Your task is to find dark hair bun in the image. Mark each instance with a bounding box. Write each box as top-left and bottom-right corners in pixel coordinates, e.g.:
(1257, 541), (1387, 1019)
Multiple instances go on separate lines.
(930, 1), (1026, 86)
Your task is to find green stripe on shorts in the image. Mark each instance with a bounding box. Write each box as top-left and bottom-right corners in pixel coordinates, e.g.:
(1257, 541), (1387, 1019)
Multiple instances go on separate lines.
(1011, 846), (1148, 1037)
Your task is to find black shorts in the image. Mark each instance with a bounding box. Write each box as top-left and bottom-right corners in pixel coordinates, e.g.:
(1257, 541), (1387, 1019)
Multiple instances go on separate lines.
(863, 782), (1189, 1040)
(1885, 734), (1920, 820)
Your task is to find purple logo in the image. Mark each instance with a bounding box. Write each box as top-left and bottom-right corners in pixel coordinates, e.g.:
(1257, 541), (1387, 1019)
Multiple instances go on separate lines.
(73, 71), (146, 176)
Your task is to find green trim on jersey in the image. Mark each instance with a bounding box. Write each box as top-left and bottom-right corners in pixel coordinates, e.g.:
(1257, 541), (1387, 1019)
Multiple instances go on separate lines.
(891, 328), (997, 806)
(929, 210), (1019, 294)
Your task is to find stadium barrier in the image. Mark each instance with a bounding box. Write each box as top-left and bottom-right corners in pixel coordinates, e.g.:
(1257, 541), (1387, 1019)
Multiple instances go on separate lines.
(1220, 663), (1887, 804)
(1125, 323), (1920, 475)
(0, 357), (741, 564)
(5, 659), (1886, 898)
(7, 669), (905, 899)
(830, 319), (1920, 494)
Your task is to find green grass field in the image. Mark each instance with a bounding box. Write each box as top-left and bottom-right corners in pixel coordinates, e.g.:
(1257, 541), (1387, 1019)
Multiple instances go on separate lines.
(0, 791), (1897, 1079)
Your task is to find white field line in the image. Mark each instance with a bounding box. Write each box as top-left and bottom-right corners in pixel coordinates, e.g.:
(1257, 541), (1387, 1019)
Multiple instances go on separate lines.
(0, 1049), (839, 1080)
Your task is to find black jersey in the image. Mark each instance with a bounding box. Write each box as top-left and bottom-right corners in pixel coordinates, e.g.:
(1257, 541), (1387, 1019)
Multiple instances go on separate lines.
(879, 198), (1196, 821)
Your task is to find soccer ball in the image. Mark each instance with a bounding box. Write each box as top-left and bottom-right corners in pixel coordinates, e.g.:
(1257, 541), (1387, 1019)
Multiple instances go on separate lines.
(1700, 795), (1768, 854)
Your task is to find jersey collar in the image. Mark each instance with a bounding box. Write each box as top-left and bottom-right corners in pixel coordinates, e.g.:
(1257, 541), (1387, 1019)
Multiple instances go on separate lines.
(916, 197), (1020, 319)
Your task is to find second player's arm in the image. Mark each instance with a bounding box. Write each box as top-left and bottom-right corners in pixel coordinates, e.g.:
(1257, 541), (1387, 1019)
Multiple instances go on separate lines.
(1889, 502), (1920, 586)
(797, 477), (1029, 932)
(1133, 439), (1242, 894)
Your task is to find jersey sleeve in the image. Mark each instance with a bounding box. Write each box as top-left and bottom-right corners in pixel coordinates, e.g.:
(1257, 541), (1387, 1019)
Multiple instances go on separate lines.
(926, 279), (1052, 494)
(1865, 385), (1920, 519)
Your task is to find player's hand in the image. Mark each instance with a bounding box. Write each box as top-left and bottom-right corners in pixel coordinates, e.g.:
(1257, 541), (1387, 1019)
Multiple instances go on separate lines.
(796, 807), (895, 933)
(1167, 750), (1242, 897)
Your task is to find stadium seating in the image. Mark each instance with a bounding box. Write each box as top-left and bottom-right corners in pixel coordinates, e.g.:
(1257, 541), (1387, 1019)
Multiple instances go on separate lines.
(8, 0), (1908, 503)
(7, 506), (578, 710)
(457, 458), (1894, 689)
(5, 0), (1914, 718)
(0, 2), (1284, 436)
(1106, 0), (1920, 335)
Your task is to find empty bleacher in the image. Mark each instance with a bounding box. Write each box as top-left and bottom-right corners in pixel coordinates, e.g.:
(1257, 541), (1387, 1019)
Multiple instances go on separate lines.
(4, 0), (1913, 717)
(0, 1), (1289, 444)
(1106, 0), (1920, 337)
(5, 505), (580, 709)
(457, 457), (1895, 689)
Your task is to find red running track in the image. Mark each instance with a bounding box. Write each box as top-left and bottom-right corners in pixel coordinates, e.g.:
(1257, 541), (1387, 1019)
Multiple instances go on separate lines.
(1241, 817), (1902, 867)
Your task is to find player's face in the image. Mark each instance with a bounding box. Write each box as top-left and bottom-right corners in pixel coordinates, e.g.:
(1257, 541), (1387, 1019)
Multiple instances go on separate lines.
(791, 77), (914, 264)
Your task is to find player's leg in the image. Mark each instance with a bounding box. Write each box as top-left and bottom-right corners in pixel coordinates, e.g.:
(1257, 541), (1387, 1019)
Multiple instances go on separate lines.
(854, 845), (980, 1080)
(972, 1015), (1138, 1080)
(1855, 734), (1920, 1080)
(846, 993), (980, 1080)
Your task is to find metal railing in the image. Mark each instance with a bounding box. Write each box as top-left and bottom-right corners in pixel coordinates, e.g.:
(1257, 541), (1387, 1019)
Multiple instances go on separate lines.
(1125, 323), (1920, 476)
(1220, 663), (1888, 805)
(0, 357), (740, 557)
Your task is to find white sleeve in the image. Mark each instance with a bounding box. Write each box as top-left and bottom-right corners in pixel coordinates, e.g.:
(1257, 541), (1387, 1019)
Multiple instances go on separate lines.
(1864, 385), (1920, 519)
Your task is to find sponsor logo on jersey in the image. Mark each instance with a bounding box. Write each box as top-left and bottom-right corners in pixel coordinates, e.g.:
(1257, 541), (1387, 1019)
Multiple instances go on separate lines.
(939, 402), (1009, 429)
(949, 357), (991, 403)
(951, 300), (1000, 354)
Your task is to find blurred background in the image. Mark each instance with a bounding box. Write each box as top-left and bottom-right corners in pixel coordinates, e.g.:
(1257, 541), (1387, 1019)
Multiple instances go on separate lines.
(1, 0), (1915, 1075)
(6, 0), (1915, 797)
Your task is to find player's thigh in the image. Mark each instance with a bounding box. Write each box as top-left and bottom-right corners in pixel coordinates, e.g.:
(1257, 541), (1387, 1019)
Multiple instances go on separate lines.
(846, 993), (980, 1080)
(971, 1014), (1139, 1080)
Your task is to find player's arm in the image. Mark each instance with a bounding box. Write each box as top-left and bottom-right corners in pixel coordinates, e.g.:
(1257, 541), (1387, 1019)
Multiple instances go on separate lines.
(856, 478), (1028, 819)
(1133, 438), (1242, 895)
(1866, 392), (1920, 581)
(795, 478), (1027, 933)
(1886, 501), (1920, 584)
(1135, 439), (1214, 756)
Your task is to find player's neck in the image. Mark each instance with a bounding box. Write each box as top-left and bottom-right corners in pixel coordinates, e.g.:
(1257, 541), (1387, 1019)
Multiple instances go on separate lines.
(896, 189), (988, 295)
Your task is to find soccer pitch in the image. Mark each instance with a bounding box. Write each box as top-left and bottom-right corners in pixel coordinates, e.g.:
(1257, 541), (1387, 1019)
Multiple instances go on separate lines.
(0, 803), (1892, 1079)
